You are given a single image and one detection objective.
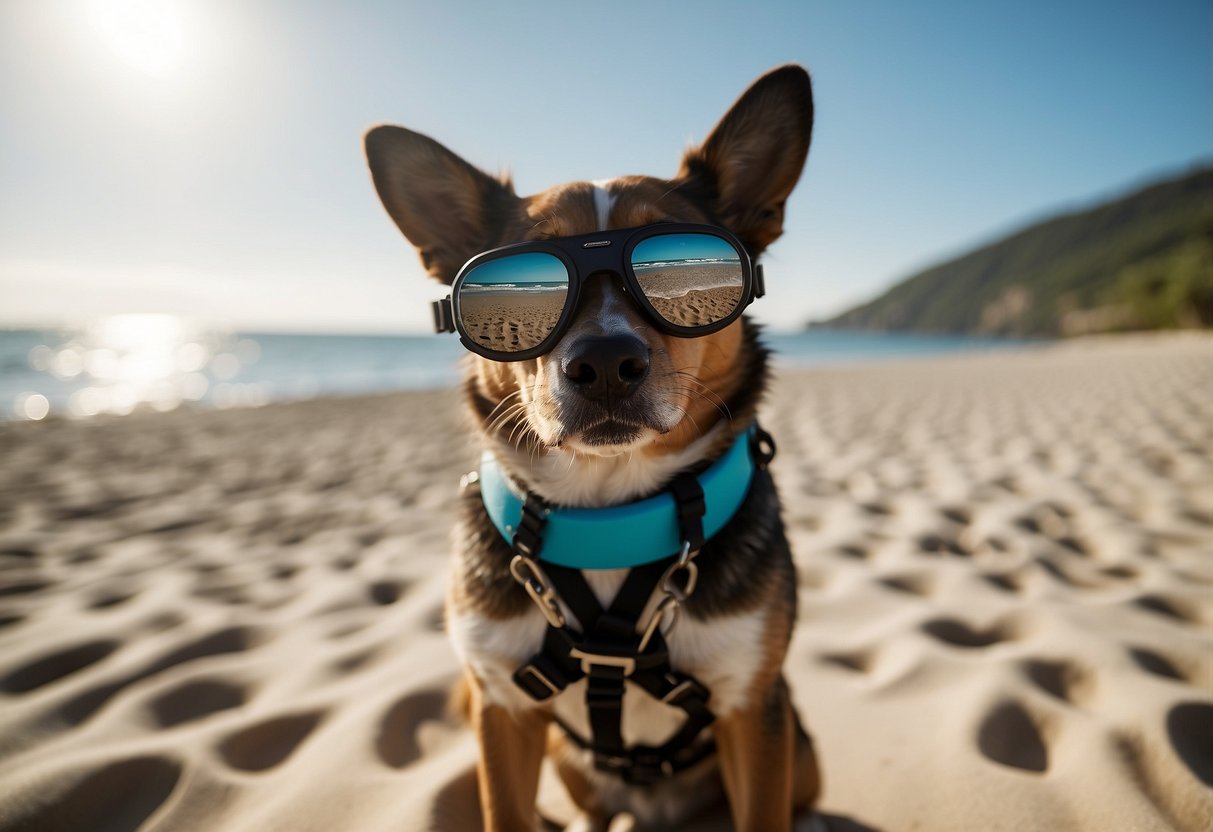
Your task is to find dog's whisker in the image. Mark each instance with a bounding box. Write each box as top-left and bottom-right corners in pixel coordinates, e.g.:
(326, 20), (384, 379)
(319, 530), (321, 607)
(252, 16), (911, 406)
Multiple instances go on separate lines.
(671, 392), (710, 438)
(671, 369), (730, 409)
(486, 401), (526, 437)
(491, 412), (530, 448)
(678, 385), (725, 414)
(485, 382), (548, 444)
(483, 388), (522, 422)
(508, 416), (531, 450)
(673, 377), (732, 422)
(484, 392), (528, 436)
(677, 402), (705, 439)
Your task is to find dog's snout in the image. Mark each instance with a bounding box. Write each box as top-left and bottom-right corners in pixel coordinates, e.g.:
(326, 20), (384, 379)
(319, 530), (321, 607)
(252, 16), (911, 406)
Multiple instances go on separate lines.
(562, 335), (650, 401)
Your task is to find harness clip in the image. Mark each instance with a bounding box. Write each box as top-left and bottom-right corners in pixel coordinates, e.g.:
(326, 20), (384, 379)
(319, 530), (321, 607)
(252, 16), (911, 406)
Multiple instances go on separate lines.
(509, 554), (566, 629)
(638, 595), (680, 653)
(660, 541), (699, 601)
(569, 647), (636, 676)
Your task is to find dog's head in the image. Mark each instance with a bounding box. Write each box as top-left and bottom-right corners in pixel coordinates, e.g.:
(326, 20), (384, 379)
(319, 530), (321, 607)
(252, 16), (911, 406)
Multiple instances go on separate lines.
(366, 66), (812, 503)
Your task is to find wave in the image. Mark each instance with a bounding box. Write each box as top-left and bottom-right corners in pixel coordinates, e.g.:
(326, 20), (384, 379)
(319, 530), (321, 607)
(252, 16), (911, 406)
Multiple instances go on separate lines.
(632, 257), (740, 270)
(462, 282), (567, 292)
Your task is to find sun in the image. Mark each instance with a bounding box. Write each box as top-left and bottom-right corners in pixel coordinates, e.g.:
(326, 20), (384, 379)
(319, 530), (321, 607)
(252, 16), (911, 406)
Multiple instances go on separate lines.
(88, 0), (187, 77)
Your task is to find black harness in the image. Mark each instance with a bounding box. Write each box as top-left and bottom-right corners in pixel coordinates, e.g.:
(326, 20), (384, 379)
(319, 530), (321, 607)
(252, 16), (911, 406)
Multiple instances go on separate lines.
(504, 428), (776, 786)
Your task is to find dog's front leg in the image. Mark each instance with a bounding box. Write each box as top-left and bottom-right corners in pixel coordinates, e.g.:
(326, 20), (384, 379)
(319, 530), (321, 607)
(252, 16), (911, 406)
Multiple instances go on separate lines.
(468, 672), (548, 832)
(713, 677), (798, 832)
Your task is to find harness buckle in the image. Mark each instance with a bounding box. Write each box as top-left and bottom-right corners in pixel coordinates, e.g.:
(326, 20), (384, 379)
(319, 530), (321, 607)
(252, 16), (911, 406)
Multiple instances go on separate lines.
(661, 677), (709, 706)
(515, 664), (561, 700)
(569, 647), (636, 676)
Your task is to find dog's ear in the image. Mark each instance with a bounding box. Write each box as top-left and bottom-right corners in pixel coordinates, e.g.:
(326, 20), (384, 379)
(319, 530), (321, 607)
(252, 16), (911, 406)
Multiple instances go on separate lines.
(365, 125), (519, 283)
(676, 65), (813, 256)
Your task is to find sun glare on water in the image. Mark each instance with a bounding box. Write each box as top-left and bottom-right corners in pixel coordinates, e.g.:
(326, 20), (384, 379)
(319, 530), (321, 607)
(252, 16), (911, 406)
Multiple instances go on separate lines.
(89, 0), (188, 76)
(15, 315), (268, 420)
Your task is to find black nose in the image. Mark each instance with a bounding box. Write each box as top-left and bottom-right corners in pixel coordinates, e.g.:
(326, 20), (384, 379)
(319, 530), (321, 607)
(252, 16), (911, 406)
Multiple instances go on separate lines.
(561, 335), (651, 401)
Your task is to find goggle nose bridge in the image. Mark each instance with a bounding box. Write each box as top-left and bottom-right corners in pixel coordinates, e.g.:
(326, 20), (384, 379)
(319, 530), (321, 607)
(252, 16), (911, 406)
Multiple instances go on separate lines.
(569, 238), (629, 275)
(579, 266), (631, 293)
(564, 268), (646, 325)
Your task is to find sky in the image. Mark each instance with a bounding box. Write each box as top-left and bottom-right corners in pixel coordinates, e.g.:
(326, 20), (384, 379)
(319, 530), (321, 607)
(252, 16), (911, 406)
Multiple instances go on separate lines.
(1, 0), (1210, 334)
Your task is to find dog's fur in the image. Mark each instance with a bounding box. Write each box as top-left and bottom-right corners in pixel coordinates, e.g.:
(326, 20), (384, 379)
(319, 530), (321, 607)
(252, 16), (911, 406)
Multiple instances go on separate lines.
(365, 65), (819, 832)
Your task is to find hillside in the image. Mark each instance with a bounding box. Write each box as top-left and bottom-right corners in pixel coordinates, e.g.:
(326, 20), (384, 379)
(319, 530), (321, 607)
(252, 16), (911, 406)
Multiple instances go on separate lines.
(818, 166), (1213, 336)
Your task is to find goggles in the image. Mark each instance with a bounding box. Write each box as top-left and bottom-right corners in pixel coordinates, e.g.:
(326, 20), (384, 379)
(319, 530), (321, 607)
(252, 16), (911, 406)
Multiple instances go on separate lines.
(432, 223), (765, 361)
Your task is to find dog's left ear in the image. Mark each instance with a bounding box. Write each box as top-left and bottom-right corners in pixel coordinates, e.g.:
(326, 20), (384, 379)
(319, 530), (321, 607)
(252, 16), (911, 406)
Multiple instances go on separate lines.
(676, 65), (813, 256)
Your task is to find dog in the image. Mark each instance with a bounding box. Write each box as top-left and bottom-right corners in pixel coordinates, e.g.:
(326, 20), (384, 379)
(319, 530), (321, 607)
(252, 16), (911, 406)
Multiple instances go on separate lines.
(365, 64), (819, 832)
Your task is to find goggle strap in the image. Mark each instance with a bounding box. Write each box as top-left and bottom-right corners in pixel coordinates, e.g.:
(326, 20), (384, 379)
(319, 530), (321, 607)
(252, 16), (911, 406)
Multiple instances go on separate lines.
(432, 297), (457, 333)
(754, 263), (766, 300)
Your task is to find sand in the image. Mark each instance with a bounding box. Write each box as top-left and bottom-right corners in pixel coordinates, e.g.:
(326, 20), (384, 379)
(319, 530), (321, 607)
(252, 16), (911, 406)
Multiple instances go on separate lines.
(0, 333), (1210, 831)
(460, 288), (566, 352)
(635, 264), (743, 327)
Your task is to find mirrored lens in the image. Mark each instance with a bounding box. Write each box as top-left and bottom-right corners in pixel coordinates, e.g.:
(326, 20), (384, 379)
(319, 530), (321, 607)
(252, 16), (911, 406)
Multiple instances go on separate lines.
(630, 233), (744, 327)
(458, 252), (570, 353)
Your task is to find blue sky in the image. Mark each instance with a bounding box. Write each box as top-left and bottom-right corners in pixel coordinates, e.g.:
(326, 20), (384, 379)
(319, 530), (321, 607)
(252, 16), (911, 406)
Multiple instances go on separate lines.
(465, 253), (568, 287)
(632, 234), (739, 266)
(1, 0), (1209, 332)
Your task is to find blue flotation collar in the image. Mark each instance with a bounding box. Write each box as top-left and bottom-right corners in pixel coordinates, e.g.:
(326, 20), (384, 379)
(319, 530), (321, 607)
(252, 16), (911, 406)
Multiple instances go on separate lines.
(479, 425), (765, 570)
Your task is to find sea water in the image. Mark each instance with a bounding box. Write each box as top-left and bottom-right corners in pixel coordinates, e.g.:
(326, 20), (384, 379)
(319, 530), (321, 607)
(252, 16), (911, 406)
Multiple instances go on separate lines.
(0, 317), (1032, 420)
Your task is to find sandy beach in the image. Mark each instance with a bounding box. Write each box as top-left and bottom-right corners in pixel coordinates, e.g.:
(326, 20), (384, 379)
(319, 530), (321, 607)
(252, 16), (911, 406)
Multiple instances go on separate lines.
(0, 333), (1210, 831)
(635, 263), (743, 327)
(460, 288), (566, 352)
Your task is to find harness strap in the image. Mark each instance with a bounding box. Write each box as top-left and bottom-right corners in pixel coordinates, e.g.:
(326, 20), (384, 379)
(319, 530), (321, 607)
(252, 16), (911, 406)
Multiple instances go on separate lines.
(513, 557), (717, 785)
(668, 474), (706, 550)
(552, 628), (717, 784)
(546, 558), (670, 626)
(552, 715), (717, 781)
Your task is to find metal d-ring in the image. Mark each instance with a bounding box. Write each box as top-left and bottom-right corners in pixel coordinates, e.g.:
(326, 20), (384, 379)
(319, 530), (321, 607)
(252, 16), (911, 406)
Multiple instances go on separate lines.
(637, 540), (701, 652)
(660, 541), (699, 602)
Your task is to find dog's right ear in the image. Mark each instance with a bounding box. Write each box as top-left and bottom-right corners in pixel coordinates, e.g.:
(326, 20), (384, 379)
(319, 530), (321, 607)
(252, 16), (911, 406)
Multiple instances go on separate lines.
(365, 125), (519, 284)
(675, 65), (813, 257)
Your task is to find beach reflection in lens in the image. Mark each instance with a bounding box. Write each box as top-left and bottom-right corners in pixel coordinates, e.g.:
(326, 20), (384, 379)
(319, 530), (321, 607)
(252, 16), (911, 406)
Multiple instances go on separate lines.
(630, 234), (743, 327)
(458, 253), (569, 353)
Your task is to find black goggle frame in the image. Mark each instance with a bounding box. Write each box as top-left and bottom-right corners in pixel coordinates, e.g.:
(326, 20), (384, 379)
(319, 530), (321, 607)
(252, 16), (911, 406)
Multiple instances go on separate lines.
(432, 223), (765, 362)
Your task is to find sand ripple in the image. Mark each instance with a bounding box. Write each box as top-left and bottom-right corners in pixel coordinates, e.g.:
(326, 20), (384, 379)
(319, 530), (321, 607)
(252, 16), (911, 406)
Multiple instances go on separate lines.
(0, 336), (1210, 830)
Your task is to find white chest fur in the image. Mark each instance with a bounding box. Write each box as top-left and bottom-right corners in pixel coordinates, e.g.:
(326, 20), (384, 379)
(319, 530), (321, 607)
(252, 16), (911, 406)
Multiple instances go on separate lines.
(448, 568), (768, 742)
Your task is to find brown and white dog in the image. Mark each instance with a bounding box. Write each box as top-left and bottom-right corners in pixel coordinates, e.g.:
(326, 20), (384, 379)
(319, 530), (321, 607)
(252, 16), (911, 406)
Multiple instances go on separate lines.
(365, 64), (819, 832)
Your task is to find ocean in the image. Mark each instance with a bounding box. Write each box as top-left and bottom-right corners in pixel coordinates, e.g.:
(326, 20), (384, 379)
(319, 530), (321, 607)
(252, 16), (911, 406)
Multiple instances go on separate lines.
(0, 317), (1032, 420)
